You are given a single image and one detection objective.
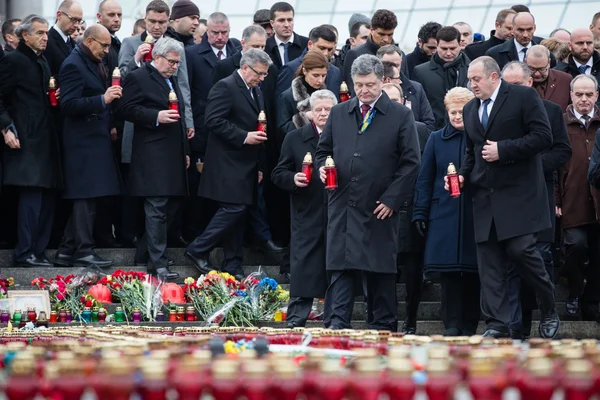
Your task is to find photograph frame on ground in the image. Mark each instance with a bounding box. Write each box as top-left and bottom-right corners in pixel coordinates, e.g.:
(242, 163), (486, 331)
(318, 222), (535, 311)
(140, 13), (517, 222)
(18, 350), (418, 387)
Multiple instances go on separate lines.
(8, 290), (51, 315)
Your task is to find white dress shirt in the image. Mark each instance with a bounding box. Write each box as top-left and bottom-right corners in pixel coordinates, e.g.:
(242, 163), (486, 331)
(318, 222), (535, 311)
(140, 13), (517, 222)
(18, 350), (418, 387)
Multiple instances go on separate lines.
(478, 81), (501, 122)
(53, 25), (70, 44)
(574, 57), (594, 76)
(573, 108), (595, 124)
(212, 45), (227, 60)
(275, 33), (294, 65)
(514, 39), (532, 62)
(358, 93), (382, 115)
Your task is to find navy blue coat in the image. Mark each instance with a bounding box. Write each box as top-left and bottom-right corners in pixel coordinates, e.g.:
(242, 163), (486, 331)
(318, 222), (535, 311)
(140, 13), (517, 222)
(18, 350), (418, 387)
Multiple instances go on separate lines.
(275, 49), (342, 98)
(412, 125), (477, 273)
(59, 45), (121, 199)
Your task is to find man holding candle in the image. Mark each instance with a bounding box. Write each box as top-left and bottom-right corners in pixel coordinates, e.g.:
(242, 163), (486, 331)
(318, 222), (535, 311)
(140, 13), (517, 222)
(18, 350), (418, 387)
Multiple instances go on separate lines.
(117, 37), (188, 281)
(0, 15), (62, 267)
(316, 55), (421, 331)
(272, 89), (337, 327)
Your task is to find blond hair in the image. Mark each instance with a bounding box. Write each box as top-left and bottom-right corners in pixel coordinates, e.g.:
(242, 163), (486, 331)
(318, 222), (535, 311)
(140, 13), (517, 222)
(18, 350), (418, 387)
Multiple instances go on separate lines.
(444, 87), (474, 109)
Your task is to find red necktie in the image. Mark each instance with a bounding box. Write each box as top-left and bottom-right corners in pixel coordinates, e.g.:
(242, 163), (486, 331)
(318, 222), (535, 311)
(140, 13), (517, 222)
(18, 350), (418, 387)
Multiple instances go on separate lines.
(361, 104), (371, 118)
(217, 50), (223, 60)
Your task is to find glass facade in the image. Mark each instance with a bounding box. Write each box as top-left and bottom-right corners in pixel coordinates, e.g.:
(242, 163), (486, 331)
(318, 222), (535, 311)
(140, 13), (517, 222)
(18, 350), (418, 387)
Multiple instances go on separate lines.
(41, 0), (598, 51)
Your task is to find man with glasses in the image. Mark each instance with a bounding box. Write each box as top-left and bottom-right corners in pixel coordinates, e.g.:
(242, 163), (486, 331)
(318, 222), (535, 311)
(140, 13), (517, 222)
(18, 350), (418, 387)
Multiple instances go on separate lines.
(117, 37), (190, 281)
(186, 49), (273, 281)
(53, 25), (122, 269)
(526, 45), (572, 112)
(45, 0), (83, 77)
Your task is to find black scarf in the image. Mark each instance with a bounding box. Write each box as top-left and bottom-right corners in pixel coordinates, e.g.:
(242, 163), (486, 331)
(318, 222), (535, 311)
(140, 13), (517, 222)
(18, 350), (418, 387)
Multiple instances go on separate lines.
(79, 43), (107, 84)
(302, 77), (320, 95)
(433, 52), (464, 90)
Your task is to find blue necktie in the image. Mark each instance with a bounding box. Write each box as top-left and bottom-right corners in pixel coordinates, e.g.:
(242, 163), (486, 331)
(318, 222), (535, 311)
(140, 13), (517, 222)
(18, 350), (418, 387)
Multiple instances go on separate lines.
(579, 65), (590, 75)
(520, 47), (527, 61)
(164, 78), (173, 91)
(481, 99), (491, 129)
(282, 42), (290, 64)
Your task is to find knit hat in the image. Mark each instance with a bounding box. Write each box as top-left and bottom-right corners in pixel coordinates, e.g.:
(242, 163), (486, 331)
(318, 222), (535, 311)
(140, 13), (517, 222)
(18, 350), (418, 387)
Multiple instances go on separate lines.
(348, 13), (371, 35)
(253, 9), (271, 25)
(171, 0), (200, 20)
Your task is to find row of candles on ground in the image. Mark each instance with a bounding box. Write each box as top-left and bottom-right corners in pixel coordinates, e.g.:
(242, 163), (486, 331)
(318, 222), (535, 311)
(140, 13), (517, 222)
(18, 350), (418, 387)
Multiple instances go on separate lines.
(4, 340), (600, 400)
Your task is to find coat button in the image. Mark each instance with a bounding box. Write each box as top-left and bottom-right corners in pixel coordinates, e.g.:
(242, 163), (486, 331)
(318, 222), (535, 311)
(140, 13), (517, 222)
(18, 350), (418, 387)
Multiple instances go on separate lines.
(354, 153), (360, 157)
(586, 139), (590, 143)
(490, 188), (495, 193)
(351, 177), (357, 182)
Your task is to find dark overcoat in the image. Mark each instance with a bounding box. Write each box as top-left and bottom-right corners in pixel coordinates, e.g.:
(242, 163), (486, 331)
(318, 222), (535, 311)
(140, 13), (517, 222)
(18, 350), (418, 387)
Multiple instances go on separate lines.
(412, 125), (477, 273)
(0, 43), (61, 189)
(460, 81), (552, 243)
(315, 92), (421, 274)
(271, 124), (327, 298)
(59, 45), (121, 199)
(44, 26), (73, 78)
(116, 63), (188, 197)
(485, 37), (555, 70)
(198, 72), (264, 205)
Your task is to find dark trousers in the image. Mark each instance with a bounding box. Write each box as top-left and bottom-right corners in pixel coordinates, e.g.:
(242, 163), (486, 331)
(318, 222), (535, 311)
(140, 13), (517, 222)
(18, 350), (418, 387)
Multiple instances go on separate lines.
(400, 252), (423, 326)
(440, 272), (480, 335)
(58, 198), (97, 258)
(14, 187), (55, 262)
(187, 202), (247, 274)
(287, 297), (314, 327)
(94, 196), (118, 245)
(324, 270), (397, 331)
(563, 225), (600, 317)
(134, 197), (179, 270)
(247, 183), (272, 242)
(183, 153), (218, 241)
(476, 224), (555, 333)
(119, 163), (144, 245)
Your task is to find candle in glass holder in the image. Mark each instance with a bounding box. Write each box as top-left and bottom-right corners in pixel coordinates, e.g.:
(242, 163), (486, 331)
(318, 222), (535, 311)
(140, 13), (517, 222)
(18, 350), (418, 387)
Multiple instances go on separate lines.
(53, 362), (87, 400)
(186, 306), (196, 321)
(48, 77), (58, 107)
(302, 152), (313, 184)
(172, 356), (210, 400)
(5, 359), (38, 400)
(176, 306), (185, 322)
(91, 360), (136, 400)
(563, 359), (595, 400)
(447, 162), (461, 198)
(168, 90), (179, 114)
(339, 81), (350, 102)
(425, 359), (460, 400)
(143, 35), (154, 62)
(49, 310), (58, 323)
(91, 307), (99, 322)
(58, 309), (67, 322)
(36, 311), (48, 328)
(111, 67), (121, 87)
(467, 358), (507, 400)
(316, 360), (347, 400)
(156, 311), (165, 322)
(257, 110), (267, 133)
(169, 309), (177, 322)
(211, 360), (239, 400)
(132, 308), (142, 323)
(114, 306), (125, 323)
(273, 362), (302, 400)
(385, 357), (416, 399)
(324, 156), (338, 190)
(517, 358), (557, 400)
(0, 310), (10, 323)
(12, 310), (21, 325)
(98, 308), (107, 322)
(139, 364), (168, 400)
(27, 307), (37, 323)
(81, 307), (92, 323)
(242, 360), (270, 400)
(65, 311), (72, 323)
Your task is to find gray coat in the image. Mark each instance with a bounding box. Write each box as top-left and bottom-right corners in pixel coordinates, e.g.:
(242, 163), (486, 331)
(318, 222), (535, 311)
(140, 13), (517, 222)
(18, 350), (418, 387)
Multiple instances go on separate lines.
(118, 31), (193, 162)
(315, 93), (421, 274)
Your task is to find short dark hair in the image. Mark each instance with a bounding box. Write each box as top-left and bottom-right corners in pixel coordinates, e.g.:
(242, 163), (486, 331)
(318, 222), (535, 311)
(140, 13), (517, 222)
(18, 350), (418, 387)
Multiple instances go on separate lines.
(133, 18), (145, 34)
(146, 0), (170, 17)
(2, 19), (21, 41)
(382, 60), (398, 79)
(321, 24), (338, 39)
(417, 21), (442, 42)
(371, 9), (397, 31)
(199, 18), (207, 26)
(270, 2), (294, 21)
(437, 26), (461, 43)
(309, 25), (336, 43)
(511, 4), (530, 13)
(350, 21), (370, 38)
(496, 9), (516, 25)
(592, 12), (600, 26)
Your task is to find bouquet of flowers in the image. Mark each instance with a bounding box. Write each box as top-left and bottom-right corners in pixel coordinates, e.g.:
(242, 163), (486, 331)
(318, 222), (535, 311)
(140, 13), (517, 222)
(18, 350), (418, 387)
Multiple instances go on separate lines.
(101, 270), (164, 322)
(0, 277), (14, 299)
(242, 272), (290, 322)
(31, 273), (98, 319)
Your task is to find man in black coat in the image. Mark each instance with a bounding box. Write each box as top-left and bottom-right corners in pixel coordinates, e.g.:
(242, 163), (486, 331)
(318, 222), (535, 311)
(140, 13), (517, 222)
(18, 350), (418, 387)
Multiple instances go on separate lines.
(44, 0), (83, 77)
(405, 22), (441, 79)
(316, 55), (421, 331)
(464, 9), (515, 61)
(54, 25), (122, 269)
(97, 0), (122, 77)
(412, 26), (470, 130)
(485, 12), (555, 70)
(2, 19), (21, 54)
(272, 89), (335, 327)
(454, 56), (559, 339)
(117, 38), (189, 281)
(185, 49), (272, 280)
(0, 15), (62, 268)
(264, 2), (308, 69)
(502, 61), (572, 339)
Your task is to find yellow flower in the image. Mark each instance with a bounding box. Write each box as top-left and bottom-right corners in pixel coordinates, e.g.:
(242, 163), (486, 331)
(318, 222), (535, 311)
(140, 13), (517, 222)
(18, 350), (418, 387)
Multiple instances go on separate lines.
(219, 272), (235, 281)
(208, 270), (218, 275)
(184, 277), (195, 285)
(224, 340), (239, 354)
(7, 278), (14, 286)
(106, 275), (112, 282)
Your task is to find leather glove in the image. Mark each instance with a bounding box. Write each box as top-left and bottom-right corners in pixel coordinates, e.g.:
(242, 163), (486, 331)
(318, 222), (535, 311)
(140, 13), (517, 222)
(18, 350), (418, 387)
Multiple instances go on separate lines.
(414, 220), (428, 237)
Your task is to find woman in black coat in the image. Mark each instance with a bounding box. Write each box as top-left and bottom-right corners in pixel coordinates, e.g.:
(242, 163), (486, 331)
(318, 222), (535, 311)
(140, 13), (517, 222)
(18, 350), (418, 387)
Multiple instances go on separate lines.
(277, 50), (329, 135)
(272, 89), (337, 327)
(412, 87), (480, 336)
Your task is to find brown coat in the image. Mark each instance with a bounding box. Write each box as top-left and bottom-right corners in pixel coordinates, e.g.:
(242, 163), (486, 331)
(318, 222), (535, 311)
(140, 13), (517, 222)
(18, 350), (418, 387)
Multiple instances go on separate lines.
(556, 105), (600, 229)
(534, 69), (572, 112)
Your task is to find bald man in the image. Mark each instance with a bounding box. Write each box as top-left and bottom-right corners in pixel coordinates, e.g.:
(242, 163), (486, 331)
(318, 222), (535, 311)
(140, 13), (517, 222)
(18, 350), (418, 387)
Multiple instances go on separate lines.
(97, 0), (122, 74)
(486, 12), (555, 69)
(555, 28), (600, 97)
(525, 45), (572, 111)
(45, 0), (84, 76)
(54, 25), (122, 268)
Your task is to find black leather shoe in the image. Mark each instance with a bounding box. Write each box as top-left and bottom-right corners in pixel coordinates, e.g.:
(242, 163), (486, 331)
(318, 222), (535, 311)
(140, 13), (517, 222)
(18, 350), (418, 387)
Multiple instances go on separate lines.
(280, 272), (291, 284)
(134, 260), (174, 267)
(234, 273), (246, 282)
(510, 329), (524, 340)
(15, 254), (53, 268)
(184, 251), (213, 274)
(566, 297), (580, 317)
(286, 322), (297, 329)
(74, 254), (113, 268)
(539, 311), (560, 339)
(155, 267), (179, 281)
(53, 252), (74, 267)
(258, 239), (285, 252)
(482, 329), (510, 338)
(422, 272), (432, 285)
(169, 236), (189, 248)
(401, 322), (416, 335)
(443, 327), (462, 336)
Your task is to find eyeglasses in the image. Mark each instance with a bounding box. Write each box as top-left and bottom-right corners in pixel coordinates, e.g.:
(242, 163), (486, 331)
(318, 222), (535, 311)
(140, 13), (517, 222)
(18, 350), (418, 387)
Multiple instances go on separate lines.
(248, 64), (268, 77)
(61, 11), (83, 24)
(161, 56), (181, 67)
(91, 37), (111, 49)
(528, 63), (550, 74)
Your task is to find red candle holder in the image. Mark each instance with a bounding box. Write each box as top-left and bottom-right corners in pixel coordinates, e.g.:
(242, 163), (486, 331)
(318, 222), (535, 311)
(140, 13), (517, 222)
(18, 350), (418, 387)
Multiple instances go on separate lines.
(112, 67), (121, 87)
(324, 156), (337, 190)
(48, 77), (58, 107)
(563, 360), (595, 400)
(168, 90), (179, 115)
(384, 358), (416, 400)
(302, 152), (313, 184)
(143, 36), (154, 62)
(257, 110), (267, 134)
(211, 361), (239, 400)
(339, 81), (350, 102)
(425, 360), (460, 400)
(517, 358), (557, 400)
(447, 162), (461, 198)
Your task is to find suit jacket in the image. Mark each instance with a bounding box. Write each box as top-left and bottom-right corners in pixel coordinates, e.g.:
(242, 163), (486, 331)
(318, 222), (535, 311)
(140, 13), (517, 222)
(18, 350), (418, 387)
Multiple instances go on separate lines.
(44, 26), (74, 78)
(102, 35), (121, 82)
(116, 63), (188, 197)
(275, 49), (342, 97)
(198, 72), (265, 205)
(486, 38), (555, 70)
(401, 72), (435, 130)
(460, 81), (552, 242)
(555, 51), (600, 104)
(59, 45), (121, 199)
(265, 32), (308, 70)
(315, 92), (421, 274)
(534, 69), (572, 112)
(464, 33), (504, 61)
(186, 34), (240, 156)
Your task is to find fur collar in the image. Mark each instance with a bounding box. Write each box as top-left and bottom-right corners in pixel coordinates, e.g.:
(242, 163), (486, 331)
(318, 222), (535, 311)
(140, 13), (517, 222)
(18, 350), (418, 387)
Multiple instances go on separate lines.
(291, 76), (325, 129)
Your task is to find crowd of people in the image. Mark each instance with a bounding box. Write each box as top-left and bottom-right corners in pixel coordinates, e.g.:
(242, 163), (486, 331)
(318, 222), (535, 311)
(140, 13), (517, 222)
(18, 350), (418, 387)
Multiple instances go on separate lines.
(1, 0), (600, 337)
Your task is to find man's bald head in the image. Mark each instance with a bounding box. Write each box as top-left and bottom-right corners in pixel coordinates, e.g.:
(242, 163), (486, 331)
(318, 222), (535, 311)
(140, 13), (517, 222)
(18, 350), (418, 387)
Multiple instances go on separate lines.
(569, 28), (595, 63)
(56, 1), (83, 35)
(84, 24), (110, 40)
(83, 25), (111, 62)
(58, 0), (82, 14)
(527, 44), (550, 59)
(512, 12), (536, 46)
(97, 0), (122, 34)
